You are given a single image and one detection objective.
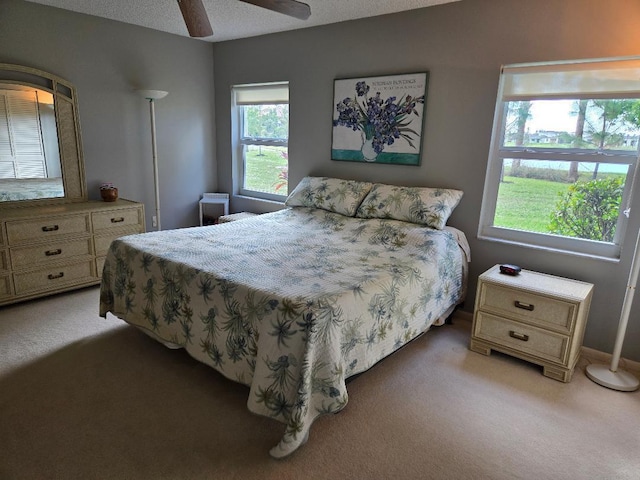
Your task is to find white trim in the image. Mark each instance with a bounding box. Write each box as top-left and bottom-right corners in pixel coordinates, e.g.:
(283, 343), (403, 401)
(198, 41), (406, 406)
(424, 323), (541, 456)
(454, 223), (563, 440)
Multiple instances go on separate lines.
(476, 232), (622, 262)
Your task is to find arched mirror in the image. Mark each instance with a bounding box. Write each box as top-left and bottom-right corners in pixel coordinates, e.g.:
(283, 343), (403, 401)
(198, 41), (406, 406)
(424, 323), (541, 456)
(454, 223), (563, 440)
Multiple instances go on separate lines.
(0, 63), (86, 205)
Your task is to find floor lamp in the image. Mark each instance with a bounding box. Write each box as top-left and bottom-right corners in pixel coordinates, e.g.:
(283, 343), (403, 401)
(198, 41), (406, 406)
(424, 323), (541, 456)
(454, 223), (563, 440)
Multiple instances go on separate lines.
(137, 89), (168, 231)
(586, 227), (640, 392)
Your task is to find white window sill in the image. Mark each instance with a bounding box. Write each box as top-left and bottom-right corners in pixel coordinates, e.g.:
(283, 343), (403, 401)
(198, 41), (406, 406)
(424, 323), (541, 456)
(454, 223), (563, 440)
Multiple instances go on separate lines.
(232, 194), (286, 214)
(477, 234), (621, 264)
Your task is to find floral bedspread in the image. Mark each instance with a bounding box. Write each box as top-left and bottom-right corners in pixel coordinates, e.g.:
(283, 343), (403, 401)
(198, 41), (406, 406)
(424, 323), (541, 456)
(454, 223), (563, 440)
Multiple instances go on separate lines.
(99, 207), (469, 457)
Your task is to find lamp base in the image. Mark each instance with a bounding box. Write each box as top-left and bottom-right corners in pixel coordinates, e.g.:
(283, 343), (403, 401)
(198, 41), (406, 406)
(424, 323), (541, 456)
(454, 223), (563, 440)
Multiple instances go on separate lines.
(586, 364), (639, 392)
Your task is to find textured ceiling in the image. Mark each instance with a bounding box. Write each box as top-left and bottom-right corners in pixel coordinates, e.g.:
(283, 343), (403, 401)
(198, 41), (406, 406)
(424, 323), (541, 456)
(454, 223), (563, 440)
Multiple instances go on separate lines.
(24, 0), (462, 42)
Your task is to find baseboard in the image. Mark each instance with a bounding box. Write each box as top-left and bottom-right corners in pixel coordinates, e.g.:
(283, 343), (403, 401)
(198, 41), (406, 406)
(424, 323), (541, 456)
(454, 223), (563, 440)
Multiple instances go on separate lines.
(452, 309), (640, 375)
(581, 347), (640, 374)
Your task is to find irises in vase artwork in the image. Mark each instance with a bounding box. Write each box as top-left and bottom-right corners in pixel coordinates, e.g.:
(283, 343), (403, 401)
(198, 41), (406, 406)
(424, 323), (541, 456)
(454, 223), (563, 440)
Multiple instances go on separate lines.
(331, 73), (428, 165)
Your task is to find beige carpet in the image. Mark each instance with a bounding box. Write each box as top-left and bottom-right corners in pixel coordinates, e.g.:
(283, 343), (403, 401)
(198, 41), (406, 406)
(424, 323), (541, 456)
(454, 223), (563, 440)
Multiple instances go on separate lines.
(1, 286), (639, 480)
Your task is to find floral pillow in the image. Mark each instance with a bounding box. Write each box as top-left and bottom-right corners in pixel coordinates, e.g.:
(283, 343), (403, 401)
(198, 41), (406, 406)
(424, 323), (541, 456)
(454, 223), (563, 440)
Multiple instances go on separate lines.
(355, 183), (463, 229)
(285, 176), (373, 216)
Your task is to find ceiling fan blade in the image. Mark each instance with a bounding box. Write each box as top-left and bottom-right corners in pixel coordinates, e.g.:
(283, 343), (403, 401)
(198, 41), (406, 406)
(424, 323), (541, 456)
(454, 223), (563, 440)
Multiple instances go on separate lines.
(239, 0), (311, 20)
(177, 0), (213, 37)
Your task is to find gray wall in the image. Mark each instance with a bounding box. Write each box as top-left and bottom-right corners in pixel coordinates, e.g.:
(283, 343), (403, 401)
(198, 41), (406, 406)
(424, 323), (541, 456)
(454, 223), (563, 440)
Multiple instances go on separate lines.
(3, 0), (640, 362)
(213, 0), (640, 361)
(0, 0), (216, 230)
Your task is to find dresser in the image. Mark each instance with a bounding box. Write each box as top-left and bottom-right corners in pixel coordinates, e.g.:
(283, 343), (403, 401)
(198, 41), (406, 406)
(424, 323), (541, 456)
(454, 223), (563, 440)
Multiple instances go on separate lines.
(0, 199), (144, 306)
(470, 264), (594, 382)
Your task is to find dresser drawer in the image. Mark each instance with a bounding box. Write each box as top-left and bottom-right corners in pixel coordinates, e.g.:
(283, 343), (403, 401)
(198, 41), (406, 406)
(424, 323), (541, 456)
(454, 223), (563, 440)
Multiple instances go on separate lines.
(478, 283), (576, 334)
(94, 226), (142, 256)
(0, 200), (144, 306)
(6, 214), (90, 245)
(13, 260), (95, 295)
(96, 256), (106, 278)
(0, 250), (8, 272)
(10, 238), (93, 269)
(474, 311), (570, 364)
(0, 274), (11, 298)
(92, 208), (143, 232)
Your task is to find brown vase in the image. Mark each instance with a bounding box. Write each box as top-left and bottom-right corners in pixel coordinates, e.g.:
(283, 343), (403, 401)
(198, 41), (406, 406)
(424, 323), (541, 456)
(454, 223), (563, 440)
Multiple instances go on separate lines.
(100, 187), (118, 202)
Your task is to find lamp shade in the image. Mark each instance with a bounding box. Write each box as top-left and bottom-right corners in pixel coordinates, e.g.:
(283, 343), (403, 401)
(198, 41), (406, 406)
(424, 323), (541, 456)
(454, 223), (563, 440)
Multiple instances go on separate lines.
(136, 89), (169, 100)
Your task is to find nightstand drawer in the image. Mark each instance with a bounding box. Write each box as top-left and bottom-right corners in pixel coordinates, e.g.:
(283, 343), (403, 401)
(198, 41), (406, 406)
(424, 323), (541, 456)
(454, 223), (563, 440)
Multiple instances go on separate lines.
(478, 283), (575, 333)
(6, 215), (90, 245)
(10, 238), (93, 269)
(92, 208), (143, 232)
(474, 311), (570, 364)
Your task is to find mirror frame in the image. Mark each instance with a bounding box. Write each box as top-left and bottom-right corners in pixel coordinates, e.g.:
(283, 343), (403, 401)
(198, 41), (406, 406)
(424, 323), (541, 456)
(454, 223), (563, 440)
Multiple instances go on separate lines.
(0, 63), (87, 206)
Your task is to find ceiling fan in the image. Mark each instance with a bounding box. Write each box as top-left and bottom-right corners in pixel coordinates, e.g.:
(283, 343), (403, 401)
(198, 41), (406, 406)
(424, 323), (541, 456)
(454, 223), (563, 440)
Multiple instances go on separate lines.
(177, 0), (311, 38)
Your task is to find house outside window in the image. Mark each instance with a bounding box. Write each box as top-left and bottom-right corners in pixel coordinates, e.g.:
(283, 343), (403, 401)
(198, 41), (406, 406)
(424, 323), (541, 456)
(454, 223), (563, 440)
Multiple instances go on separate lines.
(478, 57), (640, 260)
(231, 82), (289, 202)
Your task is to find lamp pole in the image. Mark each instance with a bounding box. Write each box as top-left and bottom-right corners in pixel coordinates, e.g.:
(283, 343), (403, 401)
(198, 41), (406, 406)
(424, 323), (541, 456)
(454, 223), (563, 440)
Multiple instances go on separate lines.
(586, 226), (640, 392)
(136, 90), (168, 231)
(148, 97), (161, 231)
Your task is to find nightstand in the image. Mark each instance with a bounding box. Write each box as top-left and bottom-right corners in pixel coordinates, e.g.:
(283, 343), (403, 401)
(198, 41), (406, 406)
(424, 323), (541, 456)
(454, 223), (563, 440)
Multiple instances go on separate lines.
(199, 193), (229, 226)
(470, 264), (593, 382)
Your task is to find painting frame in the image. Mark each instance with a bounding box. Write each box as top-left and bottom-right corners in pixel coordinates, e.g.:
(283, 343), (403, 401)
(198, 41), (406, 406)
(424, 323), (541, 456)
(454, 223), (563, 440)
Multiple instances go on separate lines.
(331, 72), (429, 166)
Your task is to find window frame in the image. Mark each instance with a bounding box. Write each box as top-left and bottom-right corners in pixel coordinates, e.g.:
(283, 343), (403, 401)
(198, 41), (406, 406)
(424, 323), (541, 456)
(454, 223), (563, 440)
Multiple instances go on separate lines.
(478, 57), (640, 260)
(231, 82), (289, 202)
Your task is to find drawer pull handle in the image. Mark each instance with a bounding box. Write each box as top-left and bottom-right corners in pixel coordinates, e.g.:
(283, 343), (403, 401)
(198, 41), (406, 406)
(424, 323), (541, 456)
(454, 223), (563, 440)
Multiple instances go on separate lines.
(111, 217), (125, 223)
(514, 300), (534, 311)
(45, 249), (62, 256)
(48, 272), (64, 280)
(42, 225), (59, 232)
(509, 330), (529, 342)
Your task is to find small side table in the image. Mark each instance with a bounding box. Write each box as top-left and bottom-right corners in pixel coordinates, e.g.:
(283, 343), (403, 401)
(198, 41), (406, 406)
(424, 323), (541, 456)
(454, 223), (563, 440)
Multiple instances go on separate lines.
(470, 264), (594, 382)
(199, 193), (229, 226)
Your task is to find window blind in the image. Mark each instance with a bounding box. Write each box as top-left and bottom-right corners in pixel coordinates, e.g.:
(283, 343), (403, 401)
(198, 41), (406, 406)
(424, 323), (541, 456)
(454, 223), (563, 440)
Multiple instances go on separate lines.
(502, 57), (640, 100)
(234, 83), (289, 105)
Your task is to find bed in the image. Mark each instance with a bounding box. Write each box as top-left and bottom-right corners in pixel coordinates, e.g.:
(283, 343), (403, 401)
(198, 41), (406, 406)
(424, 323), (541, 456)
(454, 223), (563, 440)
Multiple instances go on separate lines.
(99, 177), (470, 458)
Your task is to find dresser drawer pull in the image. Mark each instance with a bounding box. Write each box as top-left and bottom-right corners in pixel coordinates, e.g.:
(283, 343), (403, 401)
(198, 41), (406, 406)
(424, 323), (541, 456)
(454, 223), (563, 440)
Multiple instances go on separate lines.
(45, 249), (62, 256)
(42, 225), (60, 232)
(514, 300), (534, 311)
(111, 217), (125, 223)
(47, 272), (65, 280)
(509, 330), (529, 342)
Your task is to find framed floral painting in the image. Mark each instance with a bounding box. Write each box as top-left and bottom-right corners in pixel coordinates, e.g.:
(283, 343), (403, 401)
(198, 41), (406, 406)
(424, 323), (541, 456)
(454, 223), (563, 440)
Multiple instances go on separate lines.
(331, 72), (428, 165)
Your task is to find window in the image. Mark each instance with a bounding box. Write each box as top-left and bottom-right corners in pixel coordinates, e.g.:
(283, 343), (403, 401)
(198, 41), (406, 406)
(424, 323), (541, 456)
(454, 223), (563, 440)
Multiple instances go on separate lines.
(232, 83), (289, 202)
(479, 57), (640, 259)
